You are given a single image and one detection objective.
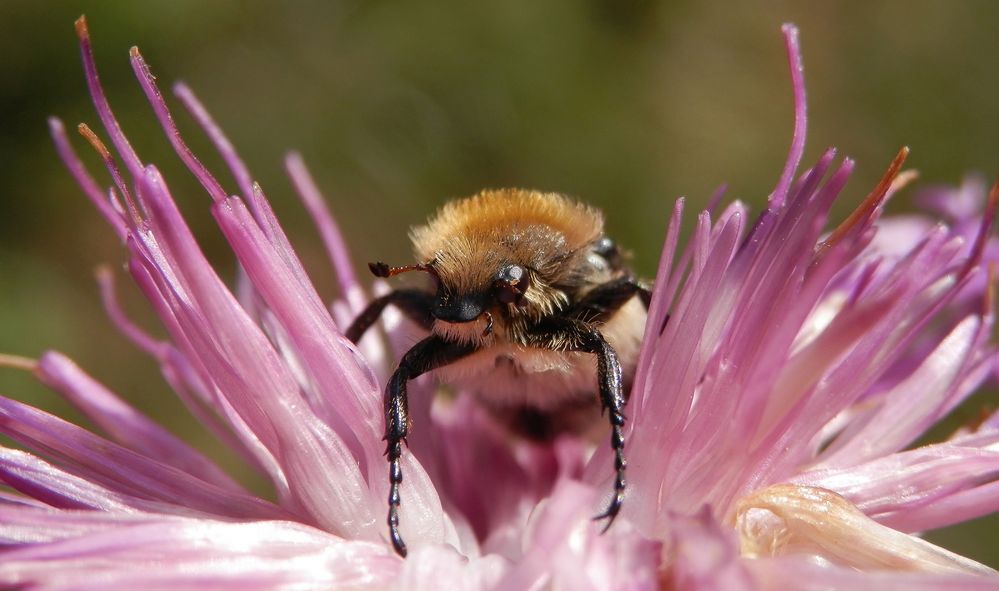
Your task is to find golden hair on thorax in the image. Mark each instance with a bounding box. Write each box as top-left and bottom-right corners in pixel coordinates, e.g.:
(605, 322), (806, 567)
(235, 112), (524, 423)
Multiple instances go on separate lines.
(411, 189), (605, 295)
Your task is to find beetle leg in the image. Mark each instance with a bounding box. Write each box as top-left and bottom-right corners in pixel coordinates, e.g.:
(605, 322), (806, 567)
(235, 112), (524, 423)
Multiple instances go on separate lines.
(527, 319), (627, 531)
(571, 277), (651, 323)
(382, 336), (475, 557)
(345, 289), (435, 343)
(581, 328), (627, 529)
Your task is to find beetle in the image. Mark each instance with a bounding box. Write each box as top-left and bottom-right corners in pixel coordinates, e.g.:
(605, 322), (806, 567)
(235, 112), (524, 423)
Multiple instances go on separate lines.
(346, 189), (650, 556)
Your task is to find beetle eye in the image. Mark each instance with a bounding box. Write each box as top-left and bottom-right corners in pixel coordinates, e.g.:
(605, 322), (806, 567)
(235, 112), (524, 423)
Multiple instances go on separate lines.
(494, 264), (529, 305)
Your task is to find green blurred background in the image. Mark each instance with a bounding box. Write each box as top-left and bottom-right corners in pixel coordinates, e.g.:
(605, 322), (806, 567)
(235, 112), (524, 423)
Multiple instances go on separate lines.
(1, 0), (997, 565)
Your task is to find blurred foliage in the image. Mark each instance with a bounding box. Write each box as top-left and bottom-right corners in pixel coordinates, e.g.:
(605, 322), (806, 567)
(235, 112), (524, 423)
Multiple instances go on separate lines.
(0, 0), (997, 566)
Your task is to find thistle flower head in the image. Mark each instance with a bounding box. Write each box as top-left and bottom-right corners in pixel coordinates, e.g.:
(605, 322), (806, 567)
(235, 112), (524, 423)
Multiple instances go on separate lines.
(0, 17), (997, 590)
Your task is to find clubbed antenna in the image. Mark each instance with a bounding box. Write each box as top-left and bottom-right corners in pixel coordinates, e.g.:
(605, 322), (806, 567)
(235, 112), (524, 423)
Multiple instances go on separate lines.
(368, 262), (437, 279)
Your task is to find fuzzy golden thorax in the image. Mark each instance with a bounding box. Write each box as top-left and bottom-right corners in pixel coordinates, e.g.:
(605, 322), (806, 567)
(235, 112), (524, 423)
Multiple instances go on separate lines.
(409, 189), (607, 341)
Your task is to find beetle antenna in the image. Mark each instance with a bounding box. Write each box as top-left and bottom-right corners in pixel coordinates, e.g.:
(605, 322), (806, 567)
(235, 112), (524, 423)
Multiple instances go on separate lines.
(368, 261), (437, 279)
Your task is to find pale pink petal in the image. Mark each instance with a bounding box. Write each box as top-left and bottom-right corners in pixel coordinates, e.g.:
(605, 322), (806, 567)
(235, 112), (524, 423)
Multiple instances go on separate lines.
(916, 175), (991, 223)
(213, 195), (456, 549)
(493, 480), (660, 591)
(866, 215), (940, 260)
(748, 555), (999, 591)
(796, 433), (999, 533)
(767, 24), (807, 210)
(70, 22), (296, 497)
(0, 448), (215, 517)
(212, 195), (383, 464)
(626, 151), (863, 525)
(627, 206), (745, 523)
(816, 315), (991, 467)
(395, 545), (508, 591)
(284, 152), (361, 305)
(664, 508), (756, 591)
(0, 503), (196, 545)
(739, 237), (977, 501)
(75, 23), (393, 537)
(126, 257), (288, 494)
(0, 398), (289, 520)
(47, 117), (128, 239)
(34, 351), (242, 493)
(125, 166), (381, 537)
(0, 518), (400, 591)
(884, 479), (999, 534)
(121, 41), (457, 548)
(736, 485), (995, 575)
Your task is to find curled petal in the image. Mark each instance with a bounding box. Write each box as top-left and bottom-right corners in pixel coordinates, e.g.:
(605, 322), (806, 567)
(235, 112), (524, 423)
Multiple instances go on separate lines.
(735, 484), (996, 575)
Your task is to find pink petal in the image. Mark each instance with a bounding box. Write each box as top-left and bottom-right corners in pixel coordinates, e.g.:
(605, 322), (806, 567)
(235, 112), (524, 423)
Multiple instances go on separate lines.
(397, 546), (508, 590)
(284, 152), (361, 305)
(0, 397), (289, 521)
(212, 195), (457, 548)
(427, 395), (571, 552)
(0, 448), (211, 517)
(767, 24), (808, 210)
(627, 207), (745, 523)
(797, 434), (999, 532)
(748, 555), (999, 591)
(212, 195), (383, 466)
(814, 315), (990, 467)
(493, 480), (661, 591)
(47, 117), (128, 239)
(35, 351), (243, 493)
(663, 508), (756, 591)
(916, 175), (992, 223)
(124, 166), (382, 537)
(0, 517), (400, 591)
(125, 254), (289, 494)
(0, 503), (191, 545)
(75, 18), (143, 177)
(883, 479), (999, 534)
(119, 42), (454, 548)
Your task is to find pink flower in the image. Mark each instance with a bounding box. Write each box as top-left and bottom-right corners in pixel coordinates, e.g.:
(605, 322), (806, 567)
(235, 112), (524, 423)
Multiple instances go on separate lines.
(0, 16), (997, 590)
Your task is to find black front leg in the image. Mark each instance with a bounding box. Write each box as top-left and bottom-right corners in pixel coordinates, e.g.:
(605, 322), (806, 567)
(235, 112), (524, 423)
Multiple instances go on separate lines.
(527, 319), (628, 531)
(571, 277), (652, 324)
(345, 289), (435, 343)
(383, 335), (475, 557)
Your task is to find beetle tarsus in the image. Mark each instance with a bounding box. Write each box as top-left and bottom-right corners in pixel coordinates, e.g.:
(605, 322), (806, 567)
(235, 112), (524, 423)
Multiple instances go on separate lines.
(381, 336), (476, 557)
